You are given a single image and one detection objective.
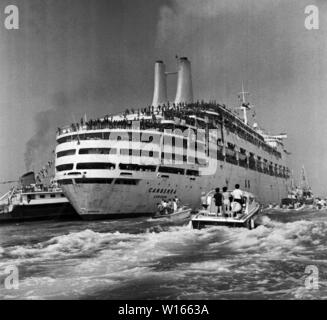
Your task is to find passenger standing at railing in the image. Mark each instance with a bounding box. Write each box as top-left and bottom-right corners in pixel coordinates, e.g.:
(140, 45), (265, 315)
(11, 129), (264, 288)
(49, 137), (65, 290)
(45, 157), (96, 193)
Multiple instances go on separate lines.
(201, 192), (208, 209)
(231, 184), (243, 205)
(231, 184), (244, 216)
(213, 188), (223, 216)
(172, 199), (178, 212)
(222, 187), (231, 217)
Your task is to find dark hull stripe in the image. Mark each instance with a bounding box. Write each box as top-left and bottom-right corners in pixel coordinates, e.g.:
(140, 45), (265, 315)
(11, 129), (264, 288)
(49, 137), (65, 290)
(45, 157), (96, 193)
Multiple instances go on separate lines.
(192, 212), (260, 230)
(192, 220), (253, 229)
(0, 203), (79, 223)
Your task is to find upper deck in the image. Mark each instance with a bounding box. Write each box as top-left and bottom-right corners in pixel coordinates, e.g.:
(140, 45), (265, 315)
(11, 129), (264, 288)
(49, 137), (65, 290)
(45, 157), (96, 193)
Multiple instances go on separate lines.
(56, 102), (286, 159)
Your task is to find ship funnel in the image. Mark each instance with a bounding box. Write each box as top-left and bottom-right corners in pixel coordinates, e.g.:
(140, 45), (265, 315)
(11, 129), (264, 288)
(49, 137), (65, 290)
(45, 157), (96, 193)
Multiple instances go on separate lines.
(174, 57), (193, 104)
(151, 60), (168, 108)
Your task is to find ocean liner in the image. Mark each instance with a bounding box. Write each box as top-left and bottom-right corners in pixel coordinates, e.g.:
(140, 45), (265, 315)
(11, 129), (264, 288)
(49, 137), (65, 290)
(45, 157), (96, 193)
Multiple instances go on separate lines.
(55, 57), (291, 219)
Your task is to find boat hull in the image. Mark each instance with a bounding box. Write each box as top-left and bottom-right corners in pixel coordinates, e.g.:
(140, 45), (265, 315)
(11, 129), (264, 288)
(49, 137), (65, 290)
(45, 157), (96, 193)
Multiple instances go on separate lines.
(191, 218), (256, 229)
(191, 206), (261, 230)
(152, 208), (191, 221)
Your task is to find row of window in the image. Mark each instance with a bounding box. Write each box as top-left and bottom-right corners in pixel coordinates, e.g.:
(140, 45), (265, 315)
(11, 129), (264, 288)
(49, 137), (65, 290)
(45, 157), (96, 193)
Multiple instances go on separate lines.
(57, 146), (280, 168)
(158, 166), (185, 175)
(56, 162), (200, 177)
(56, 163), (115, 171)
(57, 156), (288, 180)
(57, 131), (281, 162)
(58, 178), (139, 185)
(57, 148), (117, 158)
(56, 155), (288, 178)
(57, 148), (209, 168)
(77, 162), (115, 170)
(119, 163), (157, 172)
(27, 193), (65, 200)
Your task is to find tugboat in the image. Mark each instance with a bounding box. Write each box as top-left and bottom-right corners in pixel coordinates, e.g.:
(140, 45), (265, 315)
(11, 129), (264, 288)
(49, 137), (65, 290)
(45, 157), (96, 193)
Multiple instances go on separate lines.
(0, 172), (78, 223)
(299, 166), (314, 205)
(191, 190), (261, 230)
(280, 166), (313, 209)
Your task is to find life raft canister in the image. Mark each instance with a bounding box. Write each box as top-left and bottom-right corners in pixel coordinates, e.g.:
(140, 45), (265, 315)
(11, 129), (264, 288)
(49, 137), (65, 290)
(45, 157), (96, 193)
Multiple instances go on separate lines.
(231, 201), (242, 213)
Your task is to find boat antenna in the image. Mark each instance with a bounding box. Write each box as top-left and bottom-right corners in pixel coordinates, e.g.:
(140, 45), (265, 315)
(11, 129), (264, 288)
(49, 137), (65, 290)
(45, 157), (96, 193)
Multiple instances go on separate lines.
(237, 81), (252, 125)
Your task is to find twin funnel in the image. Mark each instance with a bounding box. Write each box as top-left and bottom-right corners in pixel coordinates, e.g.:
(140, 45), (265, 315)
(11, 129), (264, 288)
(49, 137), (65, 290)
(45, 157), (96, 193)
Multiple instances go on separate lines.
(151, 57), (193, 107)
(151, 61), (168, 107)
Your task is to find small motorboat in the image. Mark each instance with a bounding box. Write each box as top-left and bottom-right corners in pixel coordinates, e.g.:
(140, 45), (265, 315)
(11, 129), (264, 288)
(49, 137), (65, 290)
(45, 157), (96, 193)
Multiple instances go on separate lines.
(152, 206), (192, 221)
(191, 190), (261, 230)
(280, 198), (304, 210)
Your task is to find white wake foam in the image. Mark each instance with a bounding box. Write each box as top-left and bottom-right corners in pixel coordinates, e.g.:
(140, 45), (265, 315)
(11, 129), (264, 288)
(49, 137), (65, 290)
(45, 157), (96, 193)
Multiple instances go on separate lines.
(1, 214), (327, 300)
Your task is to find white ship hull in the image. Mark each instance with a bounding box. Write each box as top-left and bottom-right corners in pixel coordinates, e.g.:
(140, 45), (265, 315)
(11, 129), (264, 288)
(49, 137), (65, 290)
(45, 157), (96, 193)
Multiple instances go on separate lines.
(61, 162), (288, 219)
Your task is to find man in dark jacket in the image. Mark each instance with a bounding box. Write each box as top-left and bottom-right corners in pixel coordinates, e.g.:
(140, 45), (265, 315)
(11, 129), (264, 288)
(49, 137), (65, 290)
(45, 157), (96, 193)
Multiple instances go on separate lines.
(214, 188), (223, 216)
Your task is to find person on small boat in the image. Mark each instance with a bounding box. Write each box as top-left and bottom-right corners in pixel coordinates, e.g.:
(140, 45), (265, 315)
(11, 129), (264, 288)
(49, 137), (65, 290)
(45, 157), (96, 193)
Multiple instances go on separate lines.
(173, 198), (178, 212)
(174, 196), (180, 208)
(161, 200), (168, 215)
(157, 202), (164, 215)
(231, 184), (244, 217)
(167, 199), (174, 213)
(157, 201), (164, 215)
(222, 187), (231, 217)
(213, 188), (223, 216)
(231, 184), (243, 204)
(201, 191), (208, 209)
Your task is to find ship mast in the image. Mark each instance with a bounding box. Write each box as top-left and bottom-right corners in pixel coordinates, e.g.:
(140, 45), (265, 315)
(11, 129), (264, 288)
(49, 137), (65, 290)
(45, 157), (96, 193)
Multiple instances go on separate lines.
(238, 82), (251, 125)
(290, 169), (295, 190)
(300, 165), (309, 190)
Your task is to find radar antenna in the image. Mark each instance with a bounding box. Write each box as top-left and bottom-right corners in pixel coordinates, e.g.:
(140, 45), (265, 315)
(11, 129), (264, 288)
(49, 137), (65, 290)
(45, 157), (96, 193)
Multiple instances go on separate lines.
(237, 81), (253, 125)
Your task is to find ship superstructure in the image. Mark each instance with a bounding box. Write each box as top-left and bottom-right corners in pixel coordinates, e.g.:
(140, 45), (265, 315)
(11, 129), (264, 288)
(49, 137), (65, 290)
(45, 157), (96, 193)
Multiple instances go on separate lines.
(55, 57), (291, 219)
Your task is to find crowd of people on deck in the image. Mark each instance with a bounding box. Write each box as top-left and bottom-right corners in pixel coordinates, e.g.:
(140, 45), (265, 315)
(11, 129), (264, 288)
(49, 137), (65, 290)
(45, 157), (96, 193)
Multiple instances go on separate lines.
(201, 184), (245, 218)
(3, 180), (61, 207)
(19, 180), (60, 194)
(57, 101), (230, 136)
(56, 100), (280, 159)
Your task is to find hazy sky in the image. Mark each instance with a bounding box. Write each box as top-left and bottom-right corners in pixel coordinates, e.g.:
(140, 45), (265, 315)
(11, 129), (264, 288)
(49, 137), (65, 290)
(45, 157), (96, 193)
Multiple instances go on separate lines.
(0, 0), (327, 195)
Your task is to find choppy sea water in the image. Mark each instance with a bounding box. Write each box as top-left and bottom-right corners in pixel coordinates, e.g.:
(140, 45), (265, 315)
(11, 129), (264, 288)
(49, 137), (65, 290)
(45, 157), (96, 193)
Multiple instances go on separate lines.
(0, 208), (327, 300)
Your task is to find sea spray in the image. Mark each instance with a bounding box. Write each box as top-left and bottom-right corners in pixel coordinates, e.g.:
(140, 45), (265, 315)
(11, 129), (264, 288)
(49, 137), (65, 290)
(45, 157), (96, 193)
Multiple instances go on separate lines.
(1, 211), (327, 299)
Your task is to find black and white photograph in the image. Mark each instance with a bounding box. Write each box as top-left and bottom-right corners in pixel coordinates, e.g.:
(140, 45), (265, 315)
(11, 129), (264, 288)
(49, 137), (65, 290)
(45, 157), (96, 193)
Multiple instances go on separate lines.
(0, 0), (326, 303)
